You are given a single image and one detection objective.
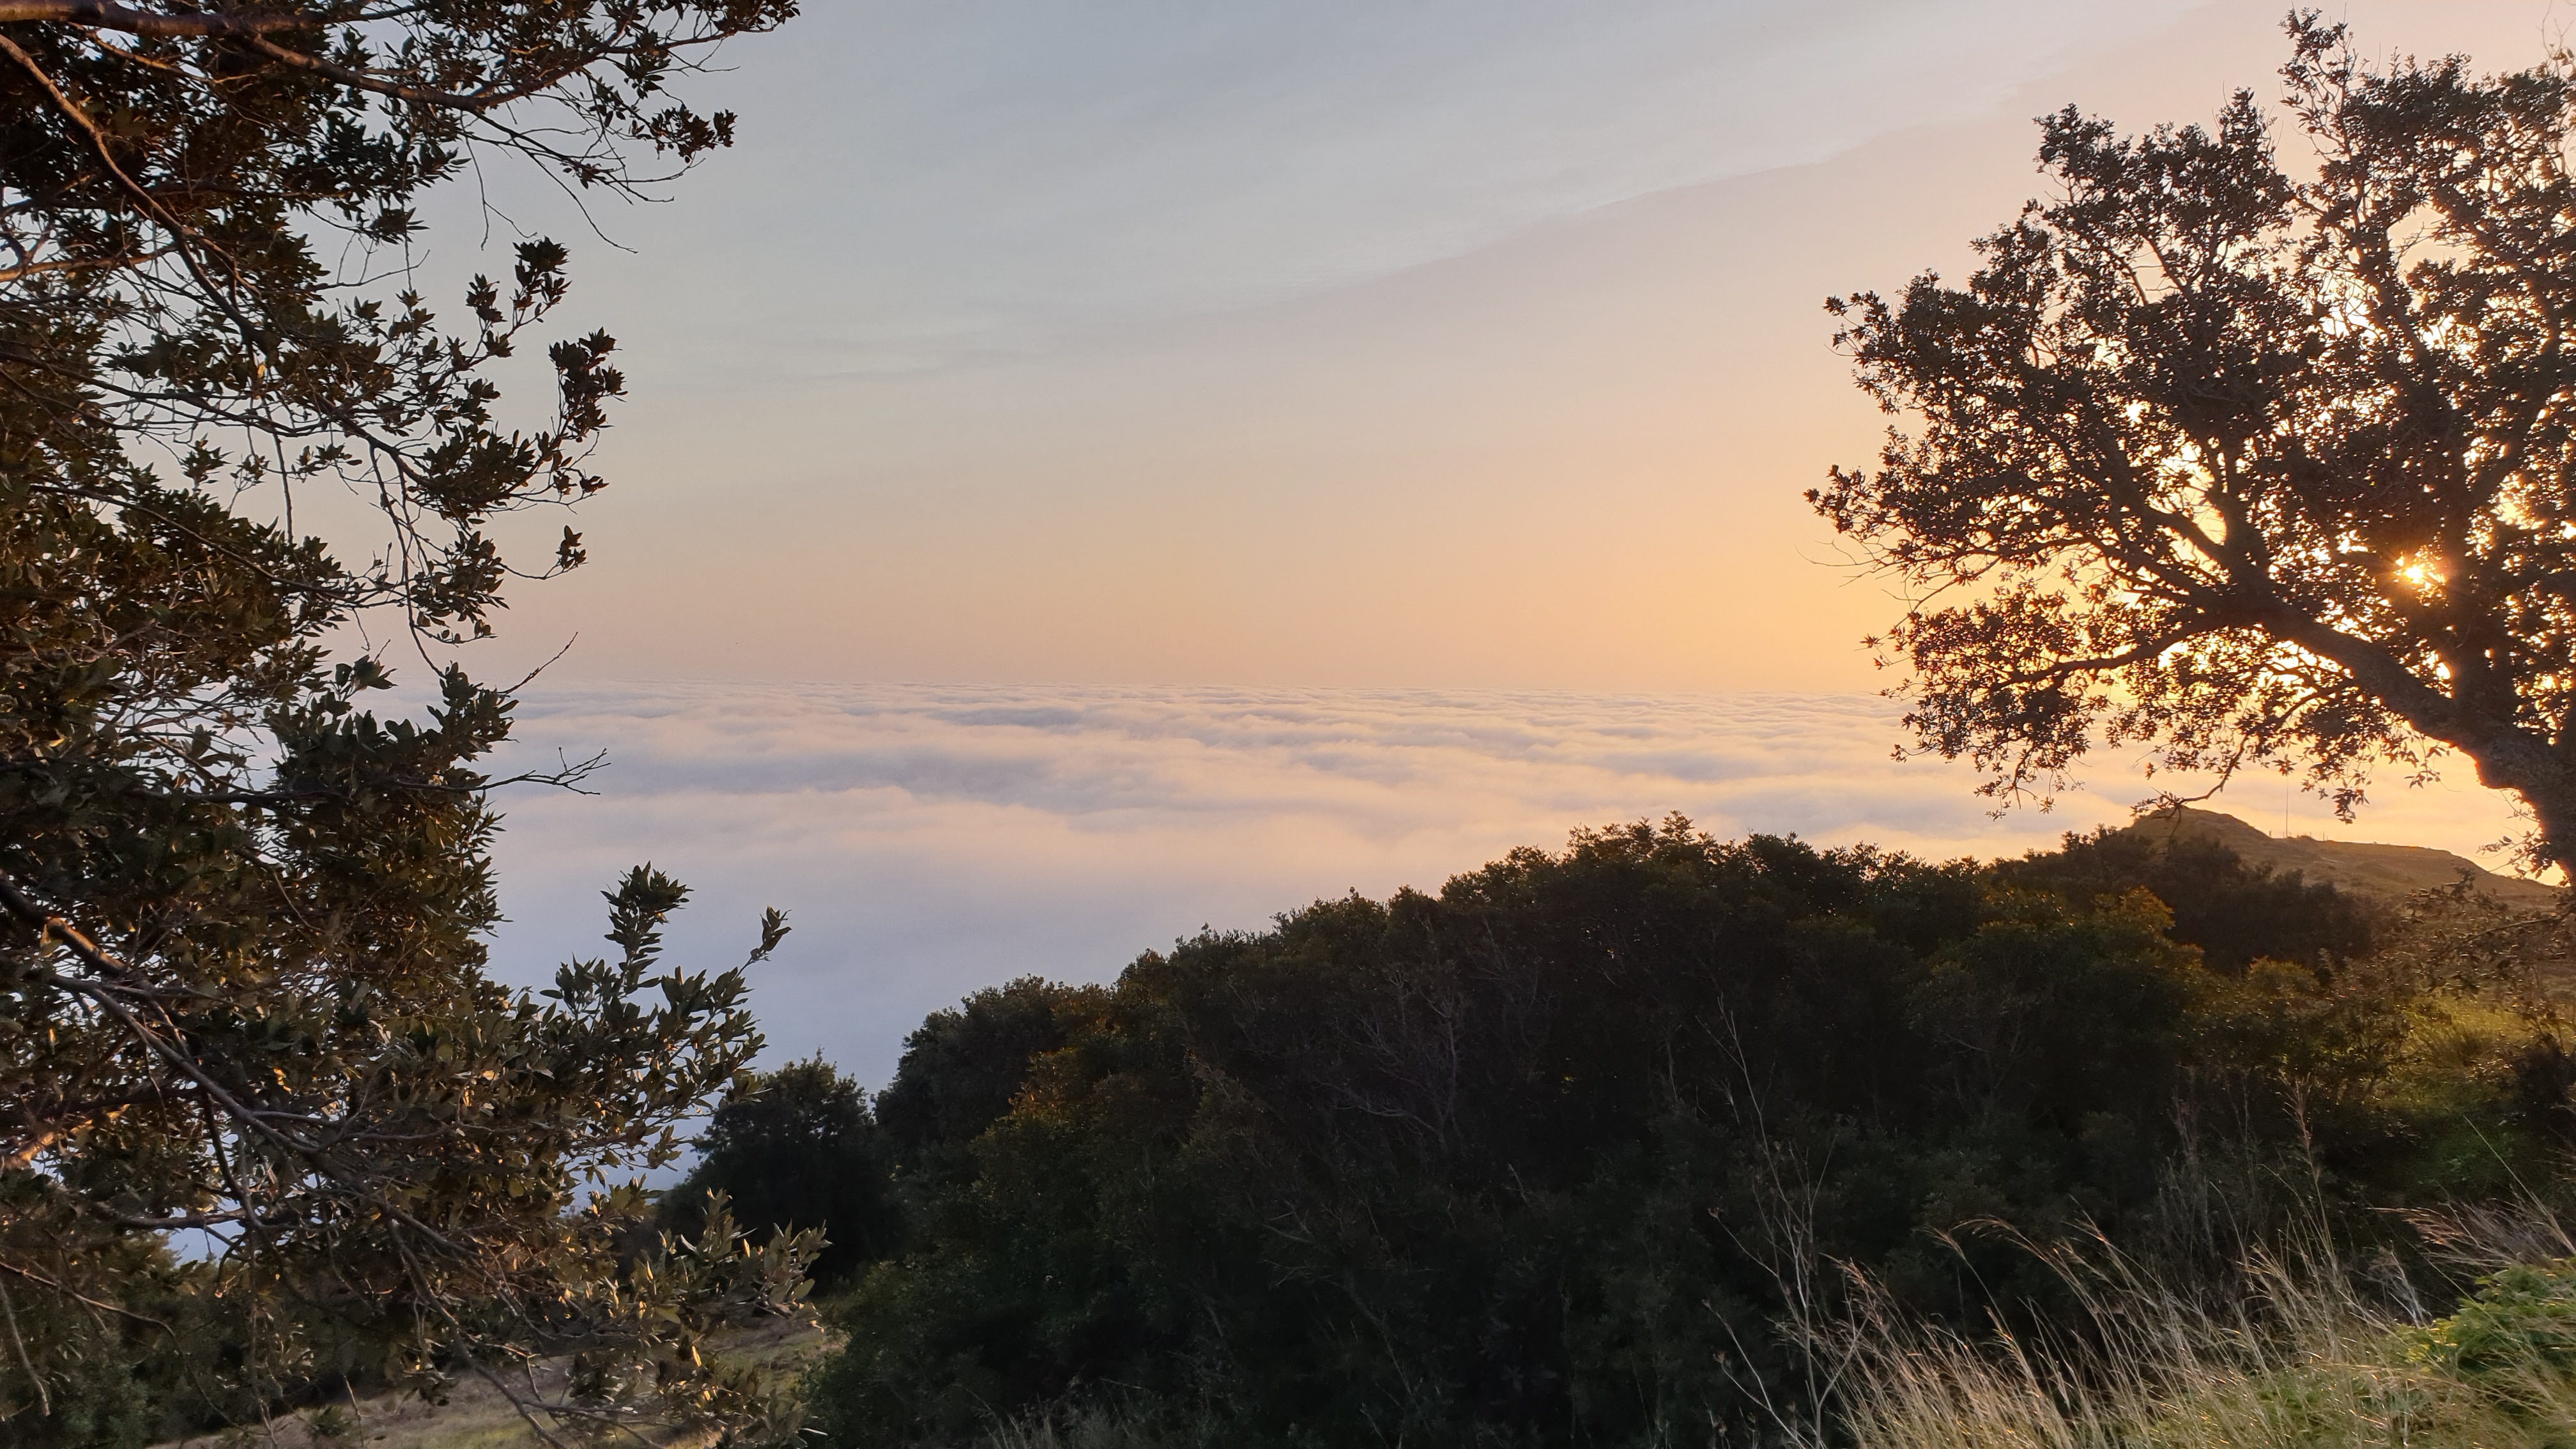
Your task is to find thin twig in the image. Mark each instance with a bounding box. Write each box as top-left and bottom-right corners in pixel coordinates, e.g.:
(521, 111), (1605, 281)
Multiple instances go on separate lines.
(0, 1275), (49, 1417)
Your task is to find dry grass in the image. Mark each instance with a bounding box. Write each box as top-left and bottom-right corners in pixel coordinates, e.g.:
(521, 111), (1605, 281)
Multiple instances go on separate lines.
(1803, 1216), (2576, 1449)
(155, 1320), (825, 1449)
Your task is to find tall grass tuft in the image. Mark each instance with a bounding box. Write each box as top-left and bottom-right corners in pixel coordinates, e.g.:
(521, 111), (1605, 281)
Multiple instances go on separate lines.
(974, 1399), (1234, 1449)
(1801, 1211), (2576, 1449)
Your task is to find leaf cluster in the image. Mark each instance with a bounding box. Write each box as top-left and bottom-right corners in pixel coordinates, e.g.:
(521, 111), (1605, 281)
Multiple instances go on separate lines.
(1, 0), (793, 640)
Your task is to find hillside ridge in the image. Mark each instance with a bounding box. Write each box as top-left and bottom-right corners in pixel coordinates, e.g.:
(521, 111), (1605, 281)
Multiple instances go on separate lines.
(2120, 805), (2561, 910)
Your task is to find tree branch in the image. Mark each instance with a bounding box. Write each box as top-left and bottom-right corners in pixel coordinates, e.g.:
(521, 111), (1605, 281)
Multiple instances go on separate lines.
(243, 32), (579, 112)
(0, 0), (316, 36)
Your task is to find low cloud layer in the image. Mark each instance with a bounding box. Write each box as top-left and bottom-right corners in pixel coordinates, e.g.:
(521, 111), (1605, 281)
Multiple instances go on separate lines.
(483, 682), (2530, 1085)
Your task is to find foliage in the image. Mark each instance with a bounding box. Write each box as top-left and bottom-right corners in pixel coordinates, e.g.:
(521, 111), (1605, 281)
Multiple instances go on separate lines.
(805, 818), (2568, 1448)
(665, 1057), (902, 1292)
(0, 0), (809, 1439)
(1, 871), (816, 1444)
(2411, 1258), (2576, 1377)
(875, 977), (1095, 1170)
(1813, 15), (2576, 866)
(1992, 823), (2382, 970)
(0, 0), (792, 637)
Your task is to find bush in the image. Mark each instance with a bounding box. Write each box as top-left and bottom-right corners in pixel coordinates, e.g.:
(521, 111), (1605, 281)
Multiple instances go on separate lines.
(664, 1058), (900, 1291)
(804, 818), (2570, 1447)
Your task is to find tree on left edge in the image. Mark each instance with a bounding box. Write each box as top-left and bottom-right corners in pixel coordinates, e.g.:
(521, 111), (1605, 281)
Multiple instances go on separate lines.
(0, 0), (814, 1442)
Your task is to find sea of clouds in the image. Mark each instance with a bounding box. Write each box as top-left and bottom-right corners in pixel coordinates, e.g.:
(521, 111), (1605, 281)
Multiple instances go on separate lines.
(480, 682), (2531, 1087)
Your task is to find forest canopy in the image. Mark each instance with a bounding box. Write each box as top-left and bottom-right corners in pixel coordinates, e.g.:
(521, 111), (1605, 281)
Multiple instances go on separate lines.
(649, 815), (2573, 1449)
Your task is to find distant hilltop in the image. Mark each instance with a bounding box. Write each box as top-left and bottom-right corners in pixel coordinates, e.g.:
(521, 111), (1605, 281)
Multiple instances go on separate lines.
(2121, 805), (2562, 910)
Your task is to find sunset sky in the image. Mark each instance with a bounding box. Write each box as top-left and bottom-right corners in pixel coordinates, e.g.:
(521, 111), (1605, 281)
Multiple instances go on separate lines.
(440, 1), (2572, 1078)
(474, 0), (2560, 689)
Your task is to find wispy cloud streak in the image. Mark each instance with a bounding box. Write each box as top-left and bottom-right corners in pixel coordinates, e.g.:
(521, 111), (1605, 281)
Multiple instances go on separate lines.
(600, 0), (2209, 376)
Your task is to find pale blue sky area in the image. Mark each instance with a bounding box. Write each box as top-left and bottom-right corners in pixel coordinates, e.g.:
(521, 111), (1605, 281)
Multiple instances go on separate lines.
(585, 0), (2205, 378)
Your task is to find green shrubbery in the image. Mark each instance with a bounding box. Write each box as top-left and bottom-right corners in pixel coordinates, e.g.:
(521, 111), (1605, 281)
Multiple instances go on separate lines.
(691, 818), (2573, 1447)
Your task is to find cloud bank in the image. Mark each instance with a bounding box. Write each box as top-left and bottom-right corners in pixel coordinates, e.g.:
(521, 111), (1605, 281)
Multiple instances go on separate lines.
(478, 682), (2532, 1087)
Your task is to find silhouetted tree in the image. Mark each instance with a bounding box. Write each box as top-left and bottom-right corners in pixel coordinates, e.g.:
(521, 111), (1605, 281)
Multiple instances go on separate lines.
(1815, 16), (2576, 866)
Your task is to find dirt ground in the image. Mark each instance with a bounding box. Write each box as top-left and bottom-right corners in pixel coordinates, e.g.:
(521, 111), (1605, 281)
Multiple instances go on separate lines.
(155, 1320), (826, 1449)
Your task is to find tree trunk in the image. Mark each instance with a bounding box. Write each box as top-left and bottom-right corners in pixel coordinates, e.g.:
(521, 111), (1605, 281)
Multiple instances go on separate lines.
(2460, 732), (2576, 877)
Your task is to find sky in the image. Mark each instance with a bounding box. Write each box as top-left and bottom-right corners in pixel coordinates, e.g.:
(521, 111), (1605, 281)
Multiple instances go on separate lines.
(461, 0), (2570, 691)
(413, 1), (2576, 1082)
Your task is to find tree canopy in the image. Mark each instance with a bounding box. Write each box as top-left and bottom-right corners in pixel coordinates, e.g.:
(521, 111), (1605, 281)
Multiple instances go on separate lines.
(0, 0), (808, 1439)
(1814, 16), (2576, 867)
(664, 1057), (903, 1291)
(805, 819), (2561, 1448)
(1, 0), (790, 632)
